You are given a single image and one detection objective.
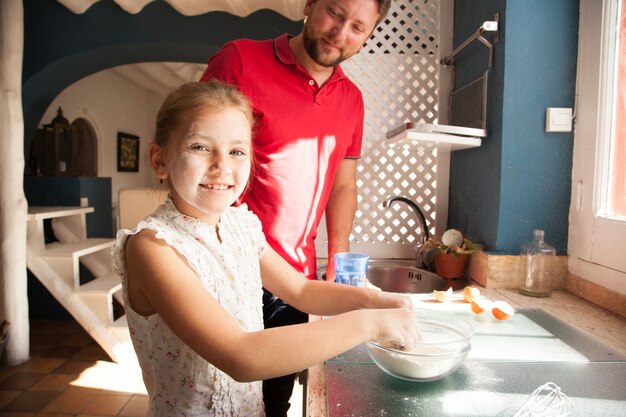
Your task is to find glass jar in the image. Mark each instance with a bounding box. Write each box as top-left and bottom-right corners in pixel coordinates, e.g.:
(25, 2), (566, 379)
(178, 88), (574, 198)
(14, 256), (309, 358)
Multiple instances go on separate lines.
(518, 229), (555, 297)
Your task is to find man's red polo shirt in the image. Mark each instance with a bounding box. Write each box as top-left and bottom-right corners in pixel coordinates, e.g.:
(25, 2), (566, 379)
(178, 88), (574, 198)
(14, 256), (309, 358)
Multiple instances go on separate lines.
(201, 33), (364, 279)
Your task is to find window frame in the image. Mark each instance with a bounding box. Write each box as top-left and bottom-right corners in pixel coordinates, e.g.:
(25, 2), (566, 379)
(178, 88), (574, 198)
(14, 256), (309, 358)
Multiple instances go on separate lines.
(568, 0), (626, 294)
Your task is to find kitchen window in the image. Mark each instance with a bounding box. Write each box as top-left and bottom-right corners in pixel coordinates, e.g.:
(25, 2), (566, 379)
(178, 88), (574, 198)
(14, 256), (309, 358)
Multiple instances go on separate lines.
(605, 1), (626, 219)
(569, 0), (626, 292)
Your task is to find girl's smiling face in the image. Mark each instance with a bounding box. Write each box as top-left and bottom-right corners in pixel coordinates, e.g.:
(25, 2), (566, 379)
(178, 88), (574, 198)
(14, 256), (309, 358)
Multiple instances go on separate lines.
(154, 106), (252, 225)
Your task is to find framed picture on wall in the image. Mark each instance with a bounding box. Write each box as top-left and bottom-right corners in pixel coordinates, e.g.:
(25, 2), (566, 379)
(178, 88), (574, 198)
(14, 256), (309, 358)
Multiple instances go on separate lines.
(117, 132), (139, 172)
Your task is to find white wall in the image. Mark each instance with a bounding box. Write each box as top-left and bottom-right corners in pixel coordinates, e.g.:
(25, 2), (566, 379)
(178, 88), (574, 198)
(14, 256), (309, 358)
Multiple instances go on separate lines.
(38, 69), (163, 225)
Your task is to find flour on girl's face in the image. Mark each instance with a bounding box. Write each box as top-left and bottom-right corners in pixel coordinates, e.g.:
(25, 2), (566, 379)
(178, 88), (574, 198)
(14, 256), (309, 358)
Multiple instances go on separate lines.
(164, 107), (252, 225)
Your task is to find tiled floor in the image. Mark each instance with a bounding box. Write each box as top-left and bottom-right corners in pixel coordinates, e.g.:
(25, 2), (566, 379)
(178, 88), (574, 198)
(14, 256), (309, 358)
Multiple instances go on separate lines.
(0, 319), (304, 417)
(0, 319), (148, 417)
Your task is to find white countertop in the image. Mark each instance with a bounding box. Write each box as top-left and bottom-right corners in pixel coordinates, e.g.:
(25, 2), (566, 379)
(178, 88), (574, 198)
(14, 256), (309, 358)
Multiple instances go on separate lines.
(305, 288), (626, 417)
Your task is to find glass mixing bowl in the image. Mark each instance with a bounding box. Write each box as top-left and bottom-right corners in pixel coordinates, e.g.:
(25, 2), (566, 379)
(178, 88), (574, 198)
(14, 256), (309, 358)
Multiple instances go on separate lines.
(367, 310), (474, 382)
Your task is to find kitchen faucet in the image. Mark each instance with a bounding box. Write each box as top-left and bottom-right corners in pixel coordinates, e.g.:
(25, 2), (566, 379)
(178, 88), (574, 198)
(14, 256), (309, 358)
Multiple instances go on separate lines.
(382, 196), (430, 268)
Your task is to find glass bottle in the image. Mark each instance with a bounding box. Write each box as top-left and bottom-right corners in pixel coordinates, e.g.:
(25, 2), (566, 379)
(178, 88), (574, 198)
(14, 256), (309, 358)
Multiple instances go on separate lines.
(518, 229), (555, 297)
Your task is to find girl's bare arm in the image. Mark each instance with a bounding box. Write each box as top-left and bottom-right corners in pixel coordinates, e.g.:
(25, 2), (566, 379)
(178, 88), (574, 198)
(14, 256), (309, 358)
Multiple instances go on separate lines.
(125, 231), (418, 382)
(260, 246), (414, 316)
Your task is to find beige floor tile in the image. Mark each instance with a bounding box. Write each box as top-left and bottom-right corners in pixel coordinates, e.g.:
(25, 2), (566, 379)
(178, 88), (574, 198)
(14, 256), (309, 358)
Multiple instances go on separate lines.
(30, 320), (81, 335)
(30, 334), (66, 349)
(3, 391), (59, 413)
(0, 373), (46, 391)
(59, 386), (97, 395)
(0, 373), (14, 385)
(43, 347), (82, 360)
(40, 388), (97, 414)
(70, 361), (145, 395)
(117, 395), (148, 417)
(60, 332), (93, 348)
(75, 415), (111, 417)
(29, 374), (76, 393)
(28, 346), (52, 358)
(9, 359), (65, 375)
(70, 347), (108, 362)
(50, 360), (96, 376)
(80, 394), (130, 416)
(0, 391), (21, 409)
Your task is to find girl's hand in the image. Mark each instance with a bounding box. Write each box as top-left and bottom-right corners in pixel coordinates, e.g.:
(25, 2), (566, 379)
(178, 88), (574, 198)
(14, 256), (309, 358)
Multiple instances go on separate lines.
(371, 291), (414, 310)
(371, 307), (422, 351)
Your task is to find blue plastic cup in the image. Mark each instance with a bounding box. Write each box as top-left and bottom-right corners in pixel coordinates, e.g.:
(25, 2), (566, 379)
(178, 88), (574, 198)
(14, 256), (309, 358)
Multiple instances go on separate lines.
(334, 252), (370, 287)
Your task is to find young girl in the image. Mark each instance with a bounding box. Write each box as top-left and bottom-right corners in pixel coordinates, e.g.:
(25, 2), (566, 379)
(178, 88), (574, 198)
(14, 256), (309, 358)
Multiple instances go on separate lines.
(112, 81), (420, 416)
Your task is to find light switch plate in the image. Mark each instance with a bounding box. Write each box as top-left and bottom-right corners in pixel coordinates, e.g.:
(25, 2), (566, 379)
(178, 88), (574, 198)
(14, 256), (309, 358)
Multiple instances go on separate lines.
(546, 107), (572, 132)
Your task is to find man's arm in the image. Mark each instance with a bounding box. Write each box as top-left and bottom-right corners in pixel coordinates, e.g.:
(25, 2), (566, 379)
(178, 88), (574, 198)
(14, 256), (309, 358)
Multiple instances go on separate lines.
(324, 158), (358, 281)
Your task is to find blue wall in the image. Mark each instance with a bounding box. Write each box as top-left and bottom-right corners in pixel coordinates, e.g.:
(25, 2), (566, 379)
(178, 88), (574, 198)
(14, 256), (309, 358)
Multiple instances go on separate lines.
(22, 0), (302, 169)
(448, 0), (578, 254)
(23, 1), (579, 254)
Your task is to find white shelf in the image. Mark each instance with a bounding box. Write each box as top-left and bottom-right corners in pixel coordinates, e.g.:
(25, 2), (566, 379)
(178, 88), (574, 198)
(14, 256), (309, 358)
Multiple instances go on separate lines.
(385, 123), (485, 151)
(27, 206), (94, 220)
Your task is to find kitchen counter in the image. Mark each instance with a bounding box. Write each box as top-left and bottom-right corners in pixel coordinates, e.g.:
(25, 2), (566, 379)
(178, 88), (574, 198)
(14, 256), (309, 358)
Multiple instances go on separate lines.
(305, 288), (626, 417)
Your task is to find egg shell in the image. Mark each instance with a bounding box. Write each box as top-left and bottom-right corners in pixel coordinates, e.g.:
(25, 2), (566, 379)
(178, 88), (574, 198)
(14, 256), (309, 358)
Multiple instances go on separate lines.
(492, 301), (515, 320)
(470, 298), (491, 314)
(433, 287), (453, 303)
(463, 286), (480, 303)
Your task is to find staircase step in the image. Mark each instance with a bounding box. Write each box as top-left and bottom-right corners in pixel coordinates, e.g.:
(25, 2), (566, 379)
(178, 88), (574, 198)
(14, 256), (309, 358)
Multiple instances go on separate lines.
(74, 273), (121, 324)
(41, 238), (115, 258)
(27, 206), (134, 363)
(27, 206), (94, 221)
(111, 315), (127, 328)
(74, 273), (121, 295)
(109, 315), (132, 344)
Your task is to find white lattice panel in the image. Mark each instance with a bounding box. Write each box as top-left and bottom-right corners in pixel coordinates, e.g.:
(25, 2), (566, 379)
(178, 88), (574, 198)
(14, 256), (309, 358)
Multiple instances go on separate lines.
(317, 0), (445, 260)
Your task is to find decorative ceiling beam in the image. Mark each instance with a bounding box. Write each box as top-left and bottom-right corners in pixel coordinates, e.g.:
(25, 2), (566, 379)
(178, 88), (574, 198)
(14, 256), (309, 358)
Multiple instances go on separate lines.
(57, 0), (305, 20)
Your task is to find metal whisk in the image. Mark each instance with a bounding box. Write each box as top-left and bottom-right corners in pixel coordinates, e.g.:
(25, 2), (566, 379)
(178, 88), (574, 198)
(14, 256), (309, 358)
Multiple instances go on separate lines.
(513, 382), (573, 417)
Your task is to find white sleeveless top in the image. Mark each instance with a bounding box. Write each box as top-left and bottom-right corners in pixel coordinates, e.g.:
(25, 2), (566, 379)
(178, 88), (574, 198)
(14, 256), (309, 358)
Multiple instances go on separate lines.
(112, 198), (266, 416)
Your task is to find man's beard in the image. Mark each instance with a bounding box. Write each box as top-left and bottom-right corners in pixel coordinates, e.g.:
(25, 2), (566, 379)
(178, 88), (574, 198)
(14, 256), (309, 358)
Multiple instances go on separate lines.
(302, 23), (351, 68)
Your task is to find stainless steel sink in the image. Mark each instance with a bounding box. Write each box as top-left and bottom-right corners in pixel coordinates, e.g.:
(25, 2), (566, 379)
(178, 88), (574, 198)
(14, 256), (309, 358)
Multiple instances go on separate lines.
(317, 259), (447, 294)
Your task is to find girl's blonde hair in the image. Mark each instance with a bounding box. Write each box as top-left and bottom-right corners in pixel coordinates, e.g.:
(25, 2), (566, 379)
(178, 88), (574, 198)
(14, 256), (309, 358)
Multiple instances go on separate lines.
(154, 80), (257, 196)
(155, 80), (254, 148)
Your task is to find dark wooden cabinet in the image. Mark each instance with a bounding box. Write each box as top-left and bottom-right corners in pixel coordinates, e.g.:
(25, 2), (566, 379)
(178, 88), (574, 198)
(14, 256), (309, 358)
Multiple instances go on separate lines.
(30, 124), (96, 177)
(29, 107), (97, 177)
